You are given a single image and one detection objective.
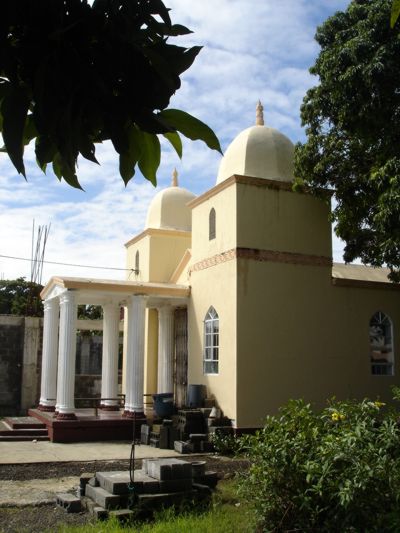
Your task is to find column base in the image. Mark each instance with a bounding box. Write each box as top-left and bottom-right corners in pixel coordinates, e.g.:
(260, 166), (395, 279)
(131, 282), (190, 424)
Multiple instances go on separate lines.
(100, 404), (120, 412)
(122, 410), (146, 420)
(56, 412), (77, 421)
(38, 403), (56, 412)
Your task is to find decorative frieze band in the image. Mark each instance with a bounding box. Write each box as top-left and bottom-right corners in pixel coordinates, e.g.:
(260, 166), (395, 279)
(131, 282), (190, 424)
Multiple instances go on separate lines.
(190, 247), (332, 273)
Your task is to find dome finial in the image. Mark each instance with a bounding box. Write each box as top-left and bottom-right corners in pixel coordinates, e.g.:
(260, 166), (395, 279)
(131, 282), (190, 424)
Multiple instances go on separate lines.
(171, 168), (178, 187)
(256, 100), (264, 126)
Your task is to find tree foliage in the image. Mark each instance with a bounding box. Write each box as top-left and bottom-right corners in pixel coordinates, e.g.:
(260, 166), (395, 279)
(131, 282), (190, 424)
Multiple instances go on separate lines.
(0, 0), (221, 189)
(239, 395), (400, 532)
(0, 277), (43, 316)
(295, 0), (400, 281)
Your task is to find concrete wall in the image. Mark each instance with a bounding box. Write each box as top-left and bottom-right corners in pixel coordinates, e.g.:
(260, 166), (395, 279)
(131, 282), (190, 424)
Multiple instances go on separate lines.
(0, 315), (42, 416)
(0, 316), (117, 416)
(125, 230), (191, 283)
(189, 185), (238, 420)
(189, 179), (400, 429)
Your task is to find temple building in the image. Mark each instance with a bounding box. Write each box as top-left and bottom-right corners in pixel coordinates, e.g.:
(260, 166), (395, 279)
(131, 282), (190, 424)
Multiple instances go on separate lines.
(36, 103), (400, 438)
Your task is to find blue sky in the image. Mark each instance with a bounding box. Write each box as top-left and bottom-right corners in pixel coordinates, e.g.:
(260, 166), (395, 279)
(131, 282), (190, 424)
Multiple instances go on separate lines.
(0, 0), (351, 283)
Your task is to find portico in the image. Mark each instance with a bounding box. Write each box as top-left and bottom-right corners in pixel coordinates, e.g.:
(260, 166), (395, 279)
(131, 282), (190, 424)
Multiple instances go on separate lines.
(36, 276), (189, 430)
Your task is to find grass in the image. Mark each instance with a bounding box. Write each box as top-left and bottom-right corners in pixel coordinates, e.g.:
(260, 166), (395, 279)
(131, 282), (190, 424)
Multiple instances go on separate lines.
(55, 479), (256, 533)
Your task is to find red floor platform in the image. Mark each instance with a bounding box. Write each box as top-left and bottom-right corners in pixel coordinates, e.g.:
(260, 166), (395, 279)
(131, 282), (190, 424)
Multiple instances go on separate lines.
(29, 408), (146, 443)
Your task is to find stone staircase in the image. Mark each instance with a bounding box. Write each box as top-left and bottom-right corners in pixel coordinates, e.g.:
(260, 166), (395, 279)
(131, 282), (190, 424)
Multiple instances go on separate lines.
(0, 416), (49, 442)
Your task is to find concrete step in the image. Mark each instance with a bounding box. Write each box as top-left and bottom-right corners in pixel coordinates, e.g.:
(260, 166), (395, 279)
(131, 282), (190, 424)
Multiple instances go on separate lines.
(4, 416), (46, 429)
(0, 434), (49, 442)
(0, 420), (49, 441)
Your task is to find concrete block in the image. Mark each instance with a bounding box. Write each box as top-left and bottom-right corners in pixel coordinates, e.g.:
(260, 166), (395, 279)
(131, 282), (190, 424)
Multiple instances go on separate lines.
(109, 509), (134, 523)
(193, 471), (219, 489)
(138, 490), (197, 512)
(159, 426), (169, 449)
(148, 459), (172, 480)
(142, 459), (153, 475)
(56, 493), (82, 513)
(93, 506), (108, 520)
(174, 440), (192, 454)
(96, 471), (131, 495)
(141, 424), (150, 445)
(80, 473), (94, 489)
(169, 428), (181, 449)
(85, 484), (121, 509)
(192, 482), (212, 497)
(150, 437), (160, 448)
(189, 433), (207, 442)
(159, 478), (192, 493)
(88, 476), (99, 487)
(97, 470), (159, 495)
(191, 461), (206, 477)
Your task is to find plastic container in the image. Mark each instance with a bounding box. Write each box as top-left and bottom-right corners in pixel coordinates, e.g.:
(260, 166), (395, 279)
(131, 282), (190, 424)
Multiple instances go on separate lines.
(187, 384), (207, 408)
(152, 393), (174, 417)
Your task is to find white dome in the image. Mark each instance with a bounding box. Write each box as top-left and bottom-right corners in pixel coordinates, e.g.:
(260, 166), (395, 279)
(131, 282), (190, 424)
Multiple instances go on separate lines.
(145, 184), (196, 232)
(216, 124), (294, 185)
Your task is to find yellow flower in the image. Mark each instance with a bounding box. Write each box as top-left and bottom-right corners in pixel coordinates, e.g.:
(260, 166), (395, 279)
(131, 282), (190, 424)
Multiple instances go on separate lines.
(331, 412), (339, 421)
(339, 413), (346, 421)
(374, 401), (386, 408)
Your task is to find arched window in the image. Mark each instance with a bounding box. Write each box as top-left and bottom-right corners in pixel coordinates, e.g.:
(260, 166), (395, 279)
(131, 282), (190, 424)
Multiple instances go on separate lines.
(203, 306), (219, 374)
(135, 250), (139, 274)
(370, 311), (394, 375)
(209, 208), (216, 240)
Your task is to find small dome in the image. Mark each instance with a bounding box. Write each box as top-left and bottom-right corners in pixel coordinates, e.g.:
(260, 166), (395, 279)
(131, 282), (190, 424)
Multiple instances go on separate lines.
(216, 103), (294, 184)
(145, 171), (196, 232)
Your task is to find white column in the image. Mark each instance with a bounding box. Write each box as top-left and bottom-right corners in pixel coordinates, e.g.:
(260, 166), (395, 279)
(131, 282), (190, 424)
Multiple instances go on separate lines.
(39, 299), (59, 411)
(157, 306), (175, 393)
(101, 302), (120, 409)
(125, 294), (146, 414)
(56, 291), (77, 419)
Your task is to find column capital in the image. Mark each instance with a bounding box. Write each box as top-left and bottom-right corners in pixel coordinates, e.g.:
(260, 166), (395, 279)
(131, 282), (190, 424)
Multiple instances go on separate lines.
(158, 305), (175, 316)
(43, 298), (59, 312)
(59, 290), (76, 306)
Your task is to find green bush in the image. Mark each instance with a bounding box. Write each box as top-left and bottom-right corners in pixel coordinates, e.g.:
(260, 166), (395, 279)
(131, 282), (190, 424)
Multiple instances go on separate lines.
(239, 392), (400, 532)
(210, 431), (243, 456)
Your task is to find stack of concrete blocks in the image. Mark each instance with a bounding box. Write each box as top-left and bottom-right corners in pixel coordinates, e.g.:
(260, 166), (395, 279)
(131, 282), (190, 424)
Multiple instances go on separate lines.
(174, 409), (215, 454)
(82, 458), (218, 521)
(141, 407), (234, 454)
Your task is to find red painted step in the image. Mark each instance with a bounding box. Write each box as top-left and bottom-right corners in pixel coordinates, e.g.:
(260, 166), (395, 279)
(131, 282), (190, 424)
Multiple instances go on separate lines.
(0, 419), (49, 442)
(4, 416), (46, 430)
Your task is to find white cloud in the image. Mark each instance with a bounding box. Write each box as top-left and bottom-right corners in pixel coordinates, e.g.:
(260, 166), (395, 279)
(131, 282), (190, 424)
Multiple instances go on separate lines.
(0, 1), (352, 283)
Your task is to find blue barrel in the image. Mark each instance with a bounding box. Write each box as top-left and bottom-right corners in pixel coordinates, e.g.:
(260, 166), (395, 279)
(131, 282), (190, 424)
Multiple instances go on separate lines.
(187, 384), (207, 408)
(152, 393), (174, 417)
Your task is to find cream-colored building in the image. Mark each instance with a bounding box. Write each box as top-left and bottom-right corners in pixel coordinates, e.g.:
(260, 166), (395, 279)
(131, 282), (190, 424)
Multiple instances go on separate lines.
(39, 103), (399, 431)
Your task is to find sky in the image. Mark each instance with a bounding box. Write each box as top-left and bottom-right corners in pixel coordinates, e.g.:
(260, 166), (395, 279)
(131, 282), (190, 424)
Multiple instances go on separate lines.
(0, 0), (351, 284)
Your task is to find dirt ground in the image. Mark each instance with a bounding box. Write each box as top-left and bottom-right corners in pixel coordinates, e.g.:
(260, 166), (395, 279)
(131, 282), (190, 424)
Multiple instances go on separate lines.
(0, 456), (249, 533)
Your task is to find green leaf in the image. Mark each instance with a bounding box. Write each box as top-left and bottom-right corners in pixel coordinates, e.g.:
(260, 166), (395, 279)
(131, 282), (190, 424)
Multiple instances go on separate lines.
(1, 87), (30, 176)
(138, 132), (160, 186)
(36, 135), (57, 171)
(23, 115), (38, 146)
(163, 131), (182, 159)
(165, 45), (202, 76)
(78, 134), (99, 165)
(52, 153), (83, 190)
(391, 0), (400, 28)
(119, 125), (144, 185)
(153, 23), (193, 36)
(159, 109), (222, 154)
